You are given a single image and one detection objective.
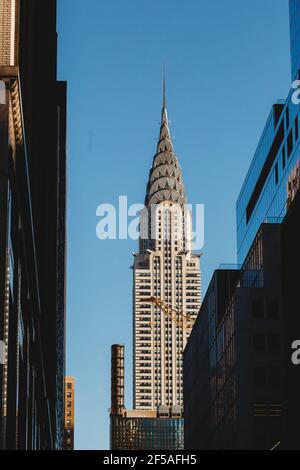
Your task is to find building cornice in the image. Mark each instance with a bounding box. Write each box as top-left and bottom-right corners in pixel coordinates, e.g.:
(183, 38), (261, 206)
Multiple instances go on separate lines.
(0, 66), (23, 145)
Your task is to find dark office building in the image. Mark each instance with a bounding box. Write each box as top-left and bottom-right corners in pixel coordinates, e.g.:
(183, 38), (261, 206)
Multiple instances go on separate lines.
(290, 0), (300, 81)
(184, 0), (300, 450)
(184, 225), (287, 450)
(184, 270), (239, 449)
(281, 190), (300, 449)
(0, 0), (67, 450)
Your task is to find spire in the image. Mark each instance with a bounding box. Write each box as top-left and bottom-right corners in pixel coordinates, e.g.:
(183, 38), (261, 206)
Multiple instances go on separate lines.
(145, 79), (187, 208)
(158, 71), (173, 153)
(162, 69), (168, 126)
(163, 69), (166, 109)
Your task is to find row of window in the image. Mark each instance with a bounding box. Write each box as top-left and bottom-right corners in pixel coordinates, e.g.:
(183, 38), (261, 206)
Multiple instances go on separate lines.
(253, 366), (281, 387)
(252, 299), (279, 319)
(275, 115), (299, 185)
(253, 333), (281, 352)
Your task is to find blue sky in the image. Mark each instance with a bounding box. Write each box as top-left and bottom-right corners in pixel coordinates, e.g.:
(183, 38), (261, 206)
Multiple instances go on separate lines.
(57, 0), (291, 450)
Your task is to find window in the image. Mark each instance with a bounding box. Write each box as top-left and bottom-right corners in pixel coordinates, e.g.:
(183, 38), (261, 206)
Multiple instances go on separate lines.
(253, 333), (265, 352)
(266, 300), (279, 318)
(0, 81), (6, 105)
(268, 334), (281, 352)
(275, 162), (279, 185)
(246, 122), (284, 224)
(254, 367), (267, 385)
(288, 128), (293, 157)
(252, 299), (264, 318)
(282, 146), (286, 169)
(269, 366), (281, 387)
(255, 433), (267, 450)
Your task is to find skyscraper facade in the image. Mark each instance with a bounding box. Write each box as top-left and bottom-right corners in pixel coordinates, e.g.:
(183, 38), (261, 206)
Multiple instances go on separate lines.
(0, 0), (18, 66)
(133, 89), (201, 411)
(0, 0), (67, 449)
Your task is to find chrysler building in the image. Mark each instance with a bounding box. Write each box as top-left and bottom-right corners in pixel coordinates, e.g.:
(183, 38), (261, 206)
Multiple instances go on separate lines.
(133, 84), (201, 411)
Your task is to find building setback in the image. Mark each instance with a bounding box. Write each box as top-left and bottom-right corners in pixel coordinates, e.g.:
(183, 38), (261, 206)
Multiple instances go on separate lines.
(0, 0), (67, 449)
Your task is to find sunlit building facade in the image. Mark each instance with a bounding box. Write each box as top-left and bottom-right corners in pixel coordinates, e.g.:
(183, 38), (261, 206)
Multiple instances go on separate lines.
(0, 0), (18, 66)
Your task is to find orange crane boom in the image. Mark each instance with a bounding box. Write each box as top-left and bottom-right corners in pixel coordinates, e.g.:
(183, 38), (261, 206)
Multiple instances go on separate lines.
(143, 296), (194, 333)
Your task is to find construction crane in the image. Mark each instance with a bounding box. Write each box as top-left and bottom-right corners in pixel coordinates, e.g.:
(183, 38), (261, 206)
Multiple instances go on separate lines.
(143, 296), (194, 333)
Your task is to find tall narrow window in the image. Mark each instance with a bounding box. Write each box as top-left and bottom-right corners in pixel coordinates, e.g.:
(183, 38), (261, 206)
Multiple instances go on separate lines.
(286, 106), (290, 130)
(282, 146), (286, 169)
(275, 162), (279, 185)
(288, 129), (293, 157)
(0, 81), (5, 104)
(295, 116), (299, 141)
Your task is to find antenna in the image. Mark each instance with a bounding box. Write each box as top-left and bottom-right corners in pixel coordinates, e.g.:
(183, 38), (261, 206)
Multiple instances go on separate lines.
(162, 67), (166, 108)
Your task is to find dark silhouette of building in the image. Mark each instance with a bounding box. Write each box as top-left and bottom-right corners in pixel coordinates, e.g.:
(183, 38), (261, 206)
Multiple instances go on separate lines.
(184, 270), (239, 449)
(281, 190), (300, 449)
(184, 225), (288, 450)
(0, 0), (67, 450)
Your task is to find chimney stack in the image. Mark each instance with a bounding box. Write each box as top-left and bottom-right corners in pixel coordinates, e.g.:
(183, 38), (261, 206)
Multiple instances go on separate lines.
(111, 344), (125, 416)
